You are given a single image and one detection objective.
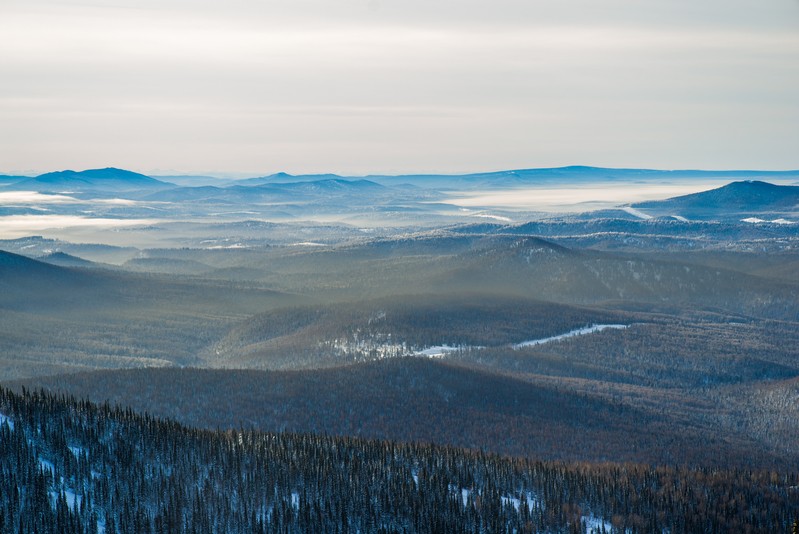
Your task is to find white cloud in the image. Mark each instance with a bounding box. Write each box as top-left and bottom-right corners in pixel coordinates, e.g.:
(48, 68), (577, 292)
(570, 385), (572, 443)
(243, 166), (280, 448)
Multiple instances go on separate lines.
(0, 191), (139, 206)
(0, 215), (159, 239)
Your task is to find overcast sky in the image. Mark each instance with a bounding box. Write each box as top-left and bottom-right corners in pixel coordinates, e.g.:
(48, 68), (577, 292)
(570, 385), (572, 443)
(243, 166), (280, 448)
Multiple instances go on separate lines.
(1, 0), (798, 176)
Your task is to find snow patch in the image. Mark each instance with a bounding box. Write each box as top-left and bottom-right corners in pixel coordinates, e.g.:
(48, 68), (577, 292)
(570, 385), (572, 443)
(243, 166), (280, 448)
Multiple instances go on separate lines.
(472, 212), (512, 222)
(39, 458), (55, 473)
(620, 206), (652, 220)
(414, 345), (463, 358)
(513, 324), (628, 349)
(0, 413), (14, 431)
(501, 492), (538, 512)
(583, 515), (614, 533)
(204, 243), (248, 249)
(50, 489), (82, 511)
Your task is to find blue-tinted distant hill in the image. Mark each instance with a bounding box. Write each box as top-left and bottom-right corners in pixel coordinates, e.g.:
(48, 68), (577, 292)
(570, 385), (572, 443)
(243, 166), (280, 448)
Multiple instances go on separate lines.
(363, 166), (799, 189)
(7, 167), (173, 192)
(8, 165), (799, 193)
(631, 180), (799, 221)
(149, 175), (235, 187)
(219, 166), (799, 190)
(0, 174), (30, 185)
(635, 180), (799, 211)
(230, 172), (346, 187)
(145, 178), (389, 203)
(265, 178), (386, 193)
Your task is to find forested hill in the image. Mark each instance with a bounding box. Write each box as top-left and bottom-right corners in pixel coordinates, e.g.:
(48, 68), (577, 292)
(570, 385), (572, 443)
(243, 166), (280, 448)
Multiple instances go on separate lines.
(0, 388), (797, 533)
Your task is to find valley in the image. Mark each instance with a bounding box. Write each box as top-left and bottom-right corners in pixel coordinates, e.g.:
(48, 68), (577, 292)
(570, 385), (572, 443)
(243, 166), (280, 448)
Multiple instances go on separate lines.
(1, 166), (798, 476)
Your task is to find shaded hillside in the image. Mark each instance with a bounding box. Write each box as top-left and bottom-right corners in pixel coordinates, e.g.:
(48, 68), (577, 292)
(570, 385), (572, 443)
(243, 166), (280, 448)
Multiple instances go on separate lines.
(0, 236), (139, 264)
(11, 359), (791, 469)
(0, 250), (305, 378)
(150, 233), (798, 320)
(0, 250), (101, 311)
(430, 237), (799, 319)
(205, 294), (629, 369)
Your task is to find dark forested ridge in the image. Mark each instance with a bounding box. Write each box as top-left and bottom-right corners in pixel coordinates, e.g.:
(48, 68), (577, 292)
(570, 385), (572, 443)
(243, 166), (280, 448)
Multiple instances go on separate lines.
(11, 360), (794, 471)
(1, 387), (797, 534)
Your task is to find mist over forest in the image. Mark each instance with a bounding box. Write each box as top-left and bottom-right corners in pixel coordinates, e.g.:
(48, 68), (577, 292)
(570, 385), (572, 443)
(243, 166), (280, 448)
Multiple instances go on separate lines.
(1, 165), (799, 532)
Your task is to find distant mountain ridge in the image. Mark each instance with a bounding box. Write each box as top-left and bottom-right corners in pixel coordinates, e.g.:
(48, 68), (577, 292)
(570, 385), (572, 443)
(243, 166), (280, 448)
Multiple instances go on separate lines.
(6, 167), (172, 192)
(4, 165), (799, 193)
(226, 166), (799, 189)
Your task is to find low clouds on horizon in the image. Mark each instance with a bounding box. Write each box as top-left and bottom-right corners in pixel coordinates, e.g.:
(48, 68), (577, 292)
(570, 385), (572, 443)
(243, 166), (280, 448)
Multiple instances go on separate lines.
(1, 0), (798, 175)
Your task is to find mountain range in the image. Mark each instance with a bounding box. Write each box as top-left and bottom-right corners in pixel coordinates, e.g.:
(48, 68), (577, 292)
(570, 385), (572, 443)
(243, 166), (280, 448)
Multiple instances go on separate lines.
(3, 165), (799, 193)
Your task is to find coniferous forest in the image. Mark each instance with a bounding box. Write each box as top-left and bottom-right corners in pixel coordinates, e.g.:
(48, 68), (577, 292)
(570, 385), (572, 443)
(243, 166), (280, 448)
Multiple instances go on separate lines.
(1, 387), (797, 534)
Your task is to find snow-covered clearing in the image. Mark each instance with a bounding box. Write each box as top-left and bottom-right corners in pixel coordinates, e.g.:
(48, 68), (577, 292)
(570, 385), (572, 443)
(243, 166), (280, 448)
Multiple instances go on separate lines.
(332, 325), (629, 361)
(501, 492), (538, 512)
(513, 324), (628, 349)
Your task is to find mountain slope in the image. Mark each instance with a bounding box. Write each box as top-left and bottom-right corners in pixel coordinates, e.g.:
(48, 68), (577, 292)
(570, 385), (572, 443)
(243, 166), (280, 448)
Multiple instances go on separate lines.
(205, 294), (627, 369)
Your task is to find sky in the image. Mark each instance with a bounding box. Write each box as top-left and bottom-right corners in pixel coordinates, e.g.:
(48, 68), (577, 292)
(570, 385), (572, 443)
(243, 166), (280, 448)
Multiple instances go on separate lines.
(1, 0), (798, 176)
